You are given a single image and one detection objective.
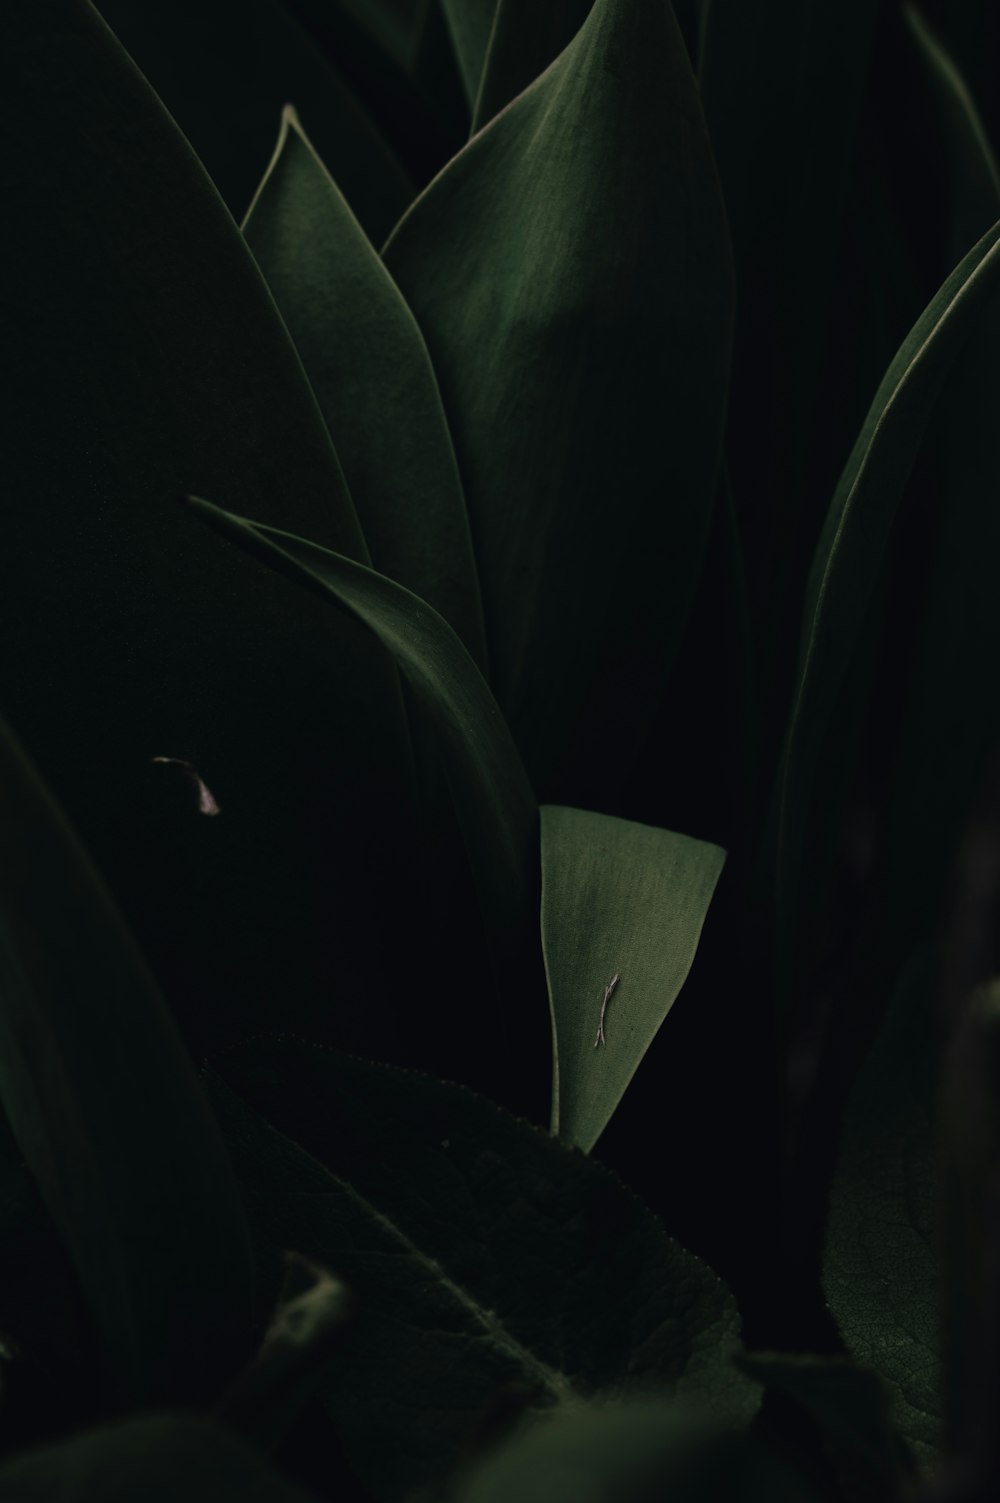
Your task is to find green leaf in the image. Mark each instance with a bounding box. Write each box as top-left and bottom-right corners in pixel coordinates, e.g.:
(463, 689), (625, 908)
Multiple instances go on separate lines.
(454, 1400), (802, 1503)
(0, 719), (255, 1407)
(737, 1353), (916, 1500)
(2, 0), (414, 1061)
(471, 1), (592, 134)
(773, 214), (1000, 951)
(243, 107), (487, 670)
(186, 500), (536, 958)
(439, 0), (497, 110)
(209, 1043), (758, 1502)
(540, 806), (725, 1153)
(218, 1253), (352, 1454)
(94, 0), (413, 239)
(823, 949), (944, 1466)
(0, 1413), (320, 1501)
(384, 0), (734, 799)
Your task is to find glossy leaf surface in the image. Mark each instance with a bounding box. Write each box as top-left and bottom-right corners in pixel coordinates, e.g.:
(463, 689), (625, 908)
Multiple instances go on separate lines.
(210, 1043), (757, 1502)
(243, 107), (487, 668)
(540, 805), (725, 1153)
(823, 951), (943, 1465)
(385, 0), (734, 799)
(187, 500), (535, 955)
(0, 719), (254, 1406)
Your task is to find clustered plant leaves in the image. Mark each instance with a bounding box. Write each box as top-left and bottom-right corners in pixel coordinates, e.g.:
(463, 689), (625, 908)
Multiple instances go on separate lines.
(4, 1), (1000, 1499)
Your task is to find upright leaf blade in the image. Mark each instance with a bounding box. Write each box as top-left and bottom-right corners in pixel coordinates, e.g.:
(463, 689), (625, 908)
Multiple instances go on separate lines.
(540, 806), (725, 1153)
(471, 1), (592, 134)
(186, 500), (536, 958)
(243, 108), (487, 669)
(0, 719), (255, 1406)
(385, 0), (734, 800)
(210, 1043), (758, 1502)
(439, 0), (497, 110)
(773, 216), (1000, 951)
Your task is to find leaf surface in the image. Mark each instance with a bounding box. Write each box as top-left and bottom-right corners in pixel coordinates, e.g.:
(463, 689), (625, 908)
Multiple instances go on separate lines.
(823, 950), (944, 1465)
(0, 1412), (319, 1502)
(0, 719), (255, 1406)
(540, 806), (725, 1153)
(1, 0), (414, 1062)
(186, 500), (536, 956)
(385, 0), (734, 799)
(94, 0), (413, 237)
(243, 107), (487, 669)
(209, 1042), (758, 1502)
(773, 214), (1000, 941)
(439, 0), (497, 109)
(471, 1), (592, 133)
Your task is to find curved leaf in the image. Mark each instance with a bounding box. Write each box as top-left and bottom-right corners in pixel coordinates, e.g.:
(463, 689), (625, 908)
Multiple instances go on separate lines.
(471, 1), (592, 134)
(384, 0), (734, 798)
(243, 107), (487, 669)
(2, 0), (413, 1060)
(94, 0), (413, 238)
(186, 499), (536, 957)
(0, 1412), (319, 1502)
(541, 806), (725, 1153)
(773, 215), (1000, 941)
(823, 950), (944, 1466)
(0, 719), (255, 1407)
(439, 0), (497, 110)
(209, 1043), (758, 1502)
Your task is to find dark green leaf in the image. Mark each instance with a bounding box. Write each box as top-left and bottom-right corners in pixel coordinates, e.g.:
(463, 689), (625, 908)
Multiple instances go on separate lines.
(823, 949), (944, 1465)
(243, 107), (487, 669)
(186, 500), (536, 959)
(540, 805), (725, 1153)
(218, 1253), (351, 1454)
(94, 0), (413, 238)
(0, 1413), (319, 1501)
(738, 1353), (916, 1500)
(209, 1043), (758, 1502)
(1, 0), (414, 1062)
(471, 1), (592, 134)
(439, 0), (497, 110)
(454, 1400), (803, 1503)
(384, 0), (734, 799)
(0, 719), (255, 1407)
(773, 215), (1000, 953)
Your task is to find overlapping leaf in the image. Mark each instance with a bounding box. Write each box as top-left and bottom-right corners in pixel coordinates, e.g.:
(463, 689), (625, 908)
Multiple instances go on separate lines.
(439, 0), (497, 110)
(1, 0), (414, 1060)
(773, 213), (1000, 944)
(541, 806), (725, 1153)
(471, 1), (592, 134)
(243, 107), (487, 668)
(0, 719), (255, 1406)
(95, 0), (412, 237)
(385, 0), (734, 800)
(823, 950), (944, 1465)
(209, 1043), (758, 1503)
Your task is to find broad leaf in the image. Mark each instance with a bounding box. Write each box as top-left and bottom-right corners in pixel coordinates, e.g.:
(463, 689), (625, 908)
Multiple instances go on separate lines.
(455, 1400), (801, 1503)
(186, 500), (536, 958)
(823, 950), (944, 1466)
(243, 107), (487, 669)
(2, 0), (414, 1063)
(471, 1), (592, 134)
(209, 1043), (758, 1502)
(773, 214), (1000, 948)
(540, 805), (725, 1153)
(439, 0), (497, 110)
(0, 1413), (319, 1502)
(384, 0), (734, 801)
(0, 719), (255, 1406)
(94, 0), (413, 239)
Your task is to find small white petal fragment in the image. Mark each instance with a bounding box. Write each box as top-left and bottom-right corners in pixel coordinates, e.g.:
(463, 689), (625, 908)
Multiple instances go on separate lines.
(152, 757), (221, 816)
